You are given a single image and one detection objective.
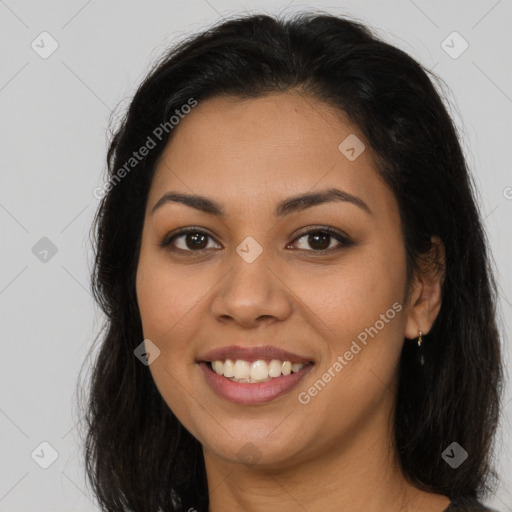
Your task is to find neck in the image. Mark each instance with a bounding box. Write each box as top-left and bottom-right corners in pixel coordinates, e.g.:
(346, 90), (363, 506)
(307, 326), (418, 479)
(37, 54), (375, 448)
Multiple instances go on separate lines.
(203, 408), (447, 512)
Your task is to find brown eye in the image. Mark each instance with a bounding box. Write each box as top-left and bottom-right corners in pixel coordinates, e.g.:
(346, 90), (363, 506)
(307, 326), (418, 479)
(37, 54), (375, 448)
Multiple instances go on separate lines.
(160, 226), (353, 255)
(306, 232), (331, 250)
(160, 229), (221, 252)
(183, 232), (208, 250)
(289, 228), (353, 252)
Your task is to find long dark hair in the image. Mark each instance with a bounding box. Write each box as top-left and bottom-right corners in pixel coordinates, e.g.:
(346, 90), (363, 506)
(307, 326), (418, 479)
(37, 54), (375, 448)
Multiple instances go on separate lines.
(80, 11), (503, 512)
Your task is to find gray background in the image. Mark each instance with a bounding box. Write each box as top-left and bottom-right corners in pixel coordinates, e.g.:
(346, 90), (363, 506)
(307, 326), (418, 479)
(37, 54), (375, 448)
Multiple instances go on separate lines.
(0, 0), (511, 510)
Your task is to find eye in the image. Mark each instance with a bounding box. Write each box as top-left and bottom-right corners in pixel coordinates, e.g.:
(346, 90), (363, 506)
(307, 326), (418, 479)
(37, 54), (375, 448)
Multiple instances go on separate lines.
(160, 227), (221, 252)
(159, 226), (353, 254)
(288, 227), (353, 252)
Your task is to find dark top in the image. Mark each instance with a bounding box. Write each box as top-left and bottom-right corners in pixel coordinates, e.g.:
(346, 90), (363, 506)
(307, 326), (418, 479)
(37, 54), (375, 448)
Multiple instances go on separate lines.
(444, 496), (502, 511)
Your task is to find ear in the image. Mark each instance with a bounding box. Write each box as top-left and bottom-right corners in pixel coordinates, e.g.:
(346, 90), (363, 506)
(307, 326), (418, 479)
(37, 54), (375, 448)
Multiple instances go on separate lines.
(404, 236), (445, 340)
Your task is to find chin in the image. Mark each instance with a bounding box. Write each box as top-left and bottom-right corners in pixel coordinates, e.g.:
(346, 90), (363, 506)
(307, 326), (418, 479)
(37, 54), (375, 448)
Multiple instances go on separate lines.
(199, 423), (311, 469)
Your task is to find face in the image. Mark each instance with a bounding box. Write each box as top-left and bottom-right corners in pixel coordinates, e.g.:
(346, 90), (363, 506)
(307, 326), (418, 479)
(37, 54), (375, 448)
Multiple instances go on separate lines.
(136, 92), (411, 469)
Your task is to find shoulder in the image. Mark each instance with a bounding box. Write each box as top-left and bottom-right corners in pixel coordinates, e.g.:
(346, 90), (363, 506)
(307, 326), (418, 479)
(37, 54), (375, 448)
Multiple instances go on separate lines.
(445, 496), (502, 512)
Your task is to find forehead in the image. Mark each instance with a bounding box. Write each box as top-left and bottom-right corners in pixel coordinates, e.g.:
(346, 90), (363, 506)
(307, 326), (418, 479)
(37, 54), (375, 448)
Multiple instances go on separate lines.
(149, 92), (395, 219)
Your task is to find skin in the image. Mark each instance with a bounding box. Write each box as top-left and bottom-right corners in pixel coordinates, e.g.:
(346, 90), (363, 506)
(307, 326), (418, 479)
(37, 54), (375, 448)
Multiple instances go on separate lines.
(135, 92), (448, 511)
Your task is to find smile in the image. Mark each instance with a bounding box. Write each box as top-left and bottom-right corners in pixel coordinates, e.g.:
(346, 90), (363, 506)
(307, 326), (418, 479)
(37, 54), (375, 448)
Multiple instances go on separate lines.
(199, 360), (314, 404)
(197, 344), (314, 404)
(208, 358), (311, 383)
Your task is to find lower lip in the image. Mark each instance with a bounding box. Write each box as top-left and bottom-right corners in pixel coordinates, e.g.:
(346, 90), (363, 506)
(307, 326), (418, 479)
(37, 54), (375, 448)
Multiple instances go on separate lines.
(199, 362), (314, 404)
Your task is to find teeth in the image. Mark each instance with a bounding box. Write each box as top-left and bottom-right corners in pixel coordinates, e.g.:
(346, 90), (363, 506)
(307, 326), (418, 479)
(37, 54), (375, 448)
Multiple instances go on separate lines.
(281, 361), (292, 376)
(212, 361), (223, 374)
(209, 358), (307, 381)
(268, 359), (282, 378)
(223, 359), (235, 377)
(250, 360), (268, 381)
(291, 363), (303, 373)
(234, 360), (250, 379)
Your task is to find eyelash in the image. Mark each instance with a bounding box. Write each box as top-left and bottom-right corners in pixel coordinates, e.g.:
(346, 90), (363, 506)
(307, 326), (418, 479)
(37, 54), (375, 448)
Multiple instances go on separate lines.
(159, 226), (354, 254)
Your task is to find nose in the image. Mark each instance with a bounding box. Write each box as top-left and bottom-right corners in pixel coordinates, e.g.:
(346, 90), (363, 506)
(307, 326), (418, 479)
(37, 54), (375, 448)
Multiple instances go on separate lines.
(210, 250), (293, 329)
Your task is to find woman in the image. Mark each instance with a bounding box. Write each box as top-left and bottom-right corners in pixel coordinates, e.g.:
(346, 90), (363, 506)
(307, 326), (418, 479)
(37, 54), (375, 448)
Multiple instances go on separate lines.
(82, 11), (504, 512)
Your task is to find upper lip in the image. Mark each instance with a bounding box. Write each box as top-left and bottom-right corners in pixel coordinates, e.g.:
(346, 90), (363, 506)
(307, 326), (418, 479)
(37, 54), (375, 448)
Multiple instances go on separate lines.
(197, 345), (313, 364)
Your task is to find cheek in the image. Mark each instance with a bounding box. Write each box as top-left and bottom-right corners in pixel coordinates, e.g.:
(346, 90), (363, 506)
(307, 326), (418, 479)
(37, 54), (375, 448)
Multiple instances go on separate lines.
(291, 239), (407, 408)
(290, 240), (406, 342)
(136, 247), (210, 344)
(136, 252), (205, 431)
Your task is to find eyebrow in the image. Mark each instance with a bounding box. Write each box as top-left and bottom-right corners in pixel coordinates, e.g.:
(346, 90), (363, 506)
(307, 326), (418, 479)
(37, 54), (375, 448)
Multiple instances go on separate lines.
(150, 187), (372, 217)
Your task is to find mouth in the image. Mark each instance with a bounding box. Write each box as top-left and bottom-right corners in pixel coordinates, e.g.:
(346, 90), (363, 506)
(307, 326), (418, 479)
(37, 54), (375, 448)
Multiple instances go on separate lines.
(205, 358), (313, 383)
(197, 345), (314, 404)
